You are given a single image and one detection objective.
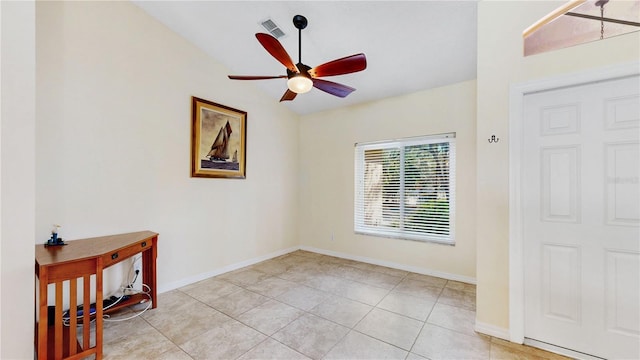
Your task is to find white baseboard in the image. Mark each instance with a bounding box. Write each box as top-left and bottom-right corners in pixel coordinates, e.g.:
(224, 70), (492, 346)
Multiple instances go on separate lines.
(157, 245), (300, 293)
(300, 245), (476, 284)
(474, 321), (510, 340)
(159, 244), (477, 294)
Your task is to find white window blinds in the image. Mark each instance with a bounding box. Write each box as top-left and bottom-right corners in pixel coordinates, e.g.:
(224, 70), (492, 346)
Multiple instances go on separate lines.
(354, 133), (456, 244)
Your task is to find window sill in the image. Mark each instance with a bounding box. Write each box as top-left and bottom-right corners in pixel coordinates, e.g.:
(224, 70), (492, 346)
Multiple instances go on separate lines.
(354, 230), (455, 246)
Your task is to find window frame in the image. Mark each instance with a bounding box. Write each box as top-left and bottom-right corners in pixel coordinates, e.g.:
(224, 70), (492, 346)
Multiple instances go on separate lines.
(354, 133), (456, 245)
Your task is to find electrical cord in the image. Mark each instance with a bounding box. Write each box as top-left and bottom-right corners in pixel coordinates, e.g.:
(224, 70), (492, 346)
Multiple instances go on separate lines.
(62, 255), (152, 325)
(103, 284), (152, 322)
(124, 256), (141, 292)
(61, 287), (153, 326)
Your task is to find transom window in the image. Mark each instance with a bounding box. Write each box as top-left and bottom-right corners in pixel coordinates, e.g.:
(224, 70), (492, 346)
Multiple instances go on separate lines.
(354, 133), (456, 244)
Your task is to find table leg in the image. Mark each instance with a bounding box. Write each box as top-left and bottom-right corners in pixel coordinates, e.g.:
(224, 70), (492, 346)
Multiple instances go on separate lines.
(142, 236), (157, 309)
(37, 269), (49, 360)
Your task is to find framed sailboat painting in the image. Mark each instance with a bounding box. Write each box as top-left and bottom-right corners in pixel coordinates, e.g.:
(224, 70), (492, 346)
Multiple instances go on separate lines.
(191, 97), (246, 178)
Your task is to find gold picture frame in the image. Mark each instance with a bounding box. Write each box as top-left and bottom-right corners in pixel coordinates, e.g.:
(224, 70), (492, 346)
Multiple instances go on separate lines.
(191, 97), (246, 178)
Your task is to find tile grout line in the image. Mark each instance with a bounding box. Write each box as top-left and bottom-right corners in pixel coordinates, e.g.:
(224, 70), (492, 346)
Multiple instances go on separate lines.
(225, 255), (432, 358)
(113, 251), (568, 360)
(405, 279), (448, 356)
(135, 292), (196, 359)
(319, 270), (414, 358)
(180, 268), (348, 359)
(178, 277), (312, 360)
(251, 256), (408, 359)
(133, 251), (473, 360)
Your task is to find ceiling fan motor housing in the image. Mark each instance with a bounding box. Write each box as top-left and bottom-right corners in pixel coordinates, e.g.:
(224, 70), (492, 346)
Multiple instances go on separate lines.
(287, 63), (312, 79)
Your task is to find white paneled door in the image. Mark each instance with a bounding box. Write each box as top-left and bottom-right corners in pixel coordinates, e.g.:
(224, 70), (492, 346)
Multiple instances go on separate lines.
(523, 75), (640, 359)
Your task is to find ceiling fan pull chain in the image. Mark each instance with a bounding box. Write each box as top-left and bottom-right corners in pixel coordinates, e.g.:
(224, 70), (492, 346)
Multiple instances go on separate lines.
(596, 0), (608, 40)
(600, 4), (604, 39)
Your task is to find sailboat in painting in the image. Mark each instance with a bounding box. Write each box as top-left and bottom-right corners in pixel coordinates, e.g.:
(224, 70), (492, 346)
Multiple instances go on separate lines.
(207, 121), (232, 161)
(201, 121), (239, 170)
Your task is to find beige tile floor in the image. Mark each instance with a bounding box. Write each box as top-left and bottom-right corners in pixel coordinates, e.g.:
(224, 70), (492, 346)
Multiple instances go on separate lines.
(99, 250), (571, 360)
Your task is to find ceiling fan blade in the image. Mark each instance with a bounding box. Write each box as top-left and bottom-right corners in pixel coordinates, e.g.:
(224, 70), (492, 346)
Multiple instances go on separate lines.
(228, 75), (287, 80)
(308, 53), (367, 78)
(280, 89), (298, 102)
(255, 33), (299, 73)
(312, 78), (356, 98)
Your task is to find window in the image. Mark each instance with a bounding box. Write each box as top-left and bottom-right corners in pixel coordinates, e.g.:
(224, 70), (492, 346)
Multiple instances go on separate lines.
(354, 133), (456, 244)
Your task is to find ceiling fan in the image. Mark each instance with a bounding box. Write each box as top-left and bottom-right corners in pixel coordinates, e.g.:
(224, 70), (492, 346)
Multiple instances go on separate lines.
(228, 15), (367, 102)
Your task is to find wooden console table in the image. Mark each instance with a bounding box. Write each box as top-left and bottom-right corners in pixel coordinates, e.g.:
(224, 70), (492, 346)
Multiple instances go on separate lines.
(35, 231), (158, 360)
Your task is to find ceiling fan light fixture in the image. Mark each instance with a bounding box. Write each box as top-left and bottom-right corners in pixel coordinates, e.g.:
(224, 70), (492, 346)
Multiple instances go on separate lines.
(287, 75), (313, 94)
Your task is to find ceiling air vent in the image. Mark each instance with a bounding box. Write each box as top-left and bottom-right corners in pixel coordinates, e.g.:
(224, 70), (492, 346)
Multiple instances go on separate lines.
(260, 18), (285, 39)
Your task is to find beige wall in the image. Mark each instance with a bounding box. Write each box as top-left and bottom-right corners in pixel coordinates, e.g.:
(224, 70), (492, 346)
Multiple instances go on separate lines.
(299, 80), (477, 280)
(3, 1), (638, 356)
(1, 1), (36, 357)
(35, 1), (300, 294)
(476, 0), (640, 331)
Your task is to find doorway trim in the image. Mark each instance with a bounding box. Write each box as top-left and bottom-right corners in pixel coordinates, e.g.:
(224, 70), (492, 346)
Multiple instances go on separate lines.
(508, 61), (640, 344)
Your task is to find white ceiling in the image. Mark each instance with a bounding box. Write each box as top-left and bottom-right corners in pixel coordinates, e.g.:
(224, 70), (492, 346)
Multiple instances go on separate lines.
(133, 1), (478, 115)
